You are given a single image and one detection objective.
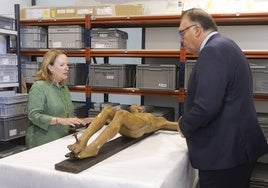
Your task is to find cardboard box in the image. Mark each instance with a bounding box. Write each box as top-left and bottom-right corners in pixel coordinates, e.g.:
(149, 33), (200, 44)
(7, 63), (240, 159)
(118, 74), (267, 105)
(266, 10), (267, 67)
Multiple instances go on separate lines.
(76, 5), (115, 17)
(115, 4), (144, 16)
(93, 5), (114, 16)
(20, 7), (51, 19)
(75, 6), (94, 17)
(51, 6), (76, 18)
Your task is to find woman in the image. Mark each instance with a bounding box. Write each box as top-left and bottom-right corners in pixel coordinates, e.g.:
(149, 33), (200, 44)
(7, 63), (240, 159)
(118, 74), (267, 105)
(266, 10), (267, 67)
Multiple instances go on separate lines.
(26, 49), (92, 149)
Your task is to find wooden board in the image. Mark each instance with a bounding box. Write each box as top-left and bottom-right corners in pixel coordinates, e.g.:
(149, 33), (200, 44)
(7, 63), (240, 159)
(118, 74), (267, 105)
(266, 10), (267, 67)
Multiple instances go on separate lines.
(55, 132), (154, 173)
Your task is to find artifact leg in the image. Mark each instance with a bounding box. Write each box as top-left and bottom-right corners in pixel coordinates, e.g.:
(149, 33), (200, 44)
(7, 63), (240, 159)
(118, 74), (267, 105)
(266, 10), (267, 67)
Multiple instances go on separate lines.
(67, 105), (116, 156)
(77, 109), (147, 159)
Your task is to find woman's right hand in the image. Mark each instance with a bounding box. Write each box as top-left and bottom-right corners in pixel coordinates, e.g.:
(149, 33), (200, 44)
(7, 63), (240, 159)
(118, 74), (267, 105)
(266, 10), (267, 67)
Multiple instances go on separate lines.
(56, 117), (87, 127)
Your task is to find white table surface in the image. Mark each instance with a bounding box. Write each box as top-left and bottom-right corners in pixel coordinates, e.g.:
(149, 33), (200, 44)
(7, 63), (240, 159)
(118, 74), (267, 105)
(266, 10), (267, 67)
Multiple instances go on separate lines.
(0, 128), (197, 188)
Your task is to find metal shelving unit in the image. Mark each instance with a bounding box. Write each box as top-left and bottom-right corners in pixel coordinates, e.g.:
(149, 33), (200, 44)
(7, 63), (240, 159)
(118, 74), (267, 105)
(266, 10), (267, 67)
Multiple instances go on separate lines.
(20, 13), (268, 116)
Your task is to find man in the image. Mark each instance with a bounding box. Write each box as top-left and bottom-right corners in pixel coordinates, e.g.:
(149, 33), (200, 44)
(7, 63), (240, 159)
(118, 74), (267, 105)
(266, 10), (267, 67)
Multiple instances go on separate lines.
(178, 8), (268, 188)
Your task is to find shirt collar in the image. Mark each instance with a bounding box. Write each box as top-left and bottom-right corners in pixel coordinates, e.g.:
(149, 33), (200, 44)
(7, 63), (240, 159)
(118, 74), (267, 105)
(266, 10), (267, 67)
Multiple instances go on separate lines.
(51, 81), (65, 89)
(200, 31), (218, 52)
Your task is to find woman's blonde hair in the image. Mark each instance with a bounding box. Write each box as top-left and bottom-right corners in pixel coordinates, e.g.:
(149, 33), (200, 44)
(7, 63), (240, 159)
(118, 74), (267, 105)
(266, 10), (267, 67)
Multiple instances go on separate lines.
(35, 49), (67, 82)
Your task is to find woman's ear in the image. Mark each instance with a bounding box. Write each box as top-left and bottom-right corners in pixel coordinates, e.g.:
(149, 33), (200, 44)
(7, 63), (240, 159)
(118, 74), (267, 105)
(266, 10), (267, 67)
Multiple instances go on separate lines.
(48, 64), (53, 73)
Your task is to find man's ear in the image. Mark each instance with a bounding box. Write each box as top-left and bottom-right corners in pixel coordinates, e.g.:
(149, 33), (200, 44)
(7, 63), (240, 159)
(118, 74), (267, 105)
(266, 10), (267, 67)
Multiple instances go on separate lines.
(195, 25), (202, 38)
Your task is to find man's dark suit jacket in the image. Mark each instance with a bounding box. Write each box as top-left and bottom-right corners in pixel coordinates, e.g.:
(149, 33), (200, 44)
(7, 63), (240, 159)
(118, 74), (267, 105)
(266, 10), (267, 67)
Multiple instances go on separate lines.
(180, 33), (268, 170)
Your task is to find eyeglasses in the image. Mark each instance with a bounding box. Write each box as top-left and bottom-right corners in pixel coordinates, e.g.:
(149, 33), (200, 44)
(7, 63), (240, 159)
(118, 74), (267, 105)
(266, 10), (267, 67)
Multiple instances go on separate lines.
(178, 24), (197, 38)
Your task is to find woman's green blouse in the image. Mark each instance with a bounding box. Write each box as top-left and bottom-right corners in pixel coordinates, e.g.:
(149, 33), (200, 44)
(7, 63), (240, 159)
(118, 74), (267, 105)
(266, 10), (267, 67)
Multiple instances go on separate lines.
(26, 80), (74, 149)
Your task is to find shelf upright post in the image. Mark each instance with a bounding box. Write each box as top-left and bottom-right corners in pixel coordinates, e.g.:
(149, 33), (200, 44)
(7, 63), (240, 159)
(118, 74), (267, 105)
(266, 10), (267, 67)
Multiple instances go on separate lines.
(15, 4), (21, 93)
(103, 57), (109, 103)
(85, 14), (92, 112)
(178, 43), (186, 118)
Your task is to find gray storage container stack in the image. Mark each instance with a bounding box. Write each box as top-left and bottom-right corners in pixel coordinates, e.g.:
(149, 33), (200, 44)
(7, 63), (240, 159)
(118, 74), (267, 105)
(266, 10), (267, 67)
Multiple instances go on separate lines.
(250, 64), (268, 94)
(20, 26), (47, 49)
(0, 16), (15, 30)
(48, 25), (84, 49)
(66, 63), (86, 86)
(21, 61), (41, 83)
(257, 113), (268, 141)
(0, 91), (28, 141)
(88, 103), (174, 121)
(184, 60), (196, 90)
(73, 101), (87, 118)
(136, 64), (178, 91)
(89, 64), (136, 88)
(0, 54), (18, 84)
(91, 28), (128, 49)
(0, 15), (28, 157)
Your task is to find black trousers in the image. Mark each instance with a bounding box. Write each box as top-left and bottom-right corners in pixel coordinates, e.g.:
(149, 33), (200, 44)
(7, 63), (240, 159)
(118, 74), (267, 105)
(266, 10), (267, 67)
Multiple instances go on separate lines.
(198, 161), (256, 188)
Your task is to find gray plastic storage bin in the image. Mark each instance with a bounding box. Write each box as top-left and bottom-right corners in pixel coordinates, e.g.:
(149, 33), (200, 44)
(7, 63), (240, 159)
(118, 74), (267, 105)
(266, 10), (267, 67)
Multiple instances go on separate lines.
(21, 61), (41, 83)
(0, 92), (28, 117)
(250, 65), (268, 94)
(66, 63), (86, 86)
(151, 106), (175, 121)
(0, 16), (15, 30)
(88, 104), (174, 121)
(48, 25), (84, 49)
(257, 113), (268, 141)
(184, 60), (196, 90)
(20, 26), (47, 49)
(89, 64), (136, 88)
(136, 64), (178, 91)
(0, 65), (18, 83)
(91, 28), (128, 49)
(0, 114), (28, 141)
(0, 91), (27, 103)
(73, 101), (87, 118)
(0, 142), (27, 158)
(0, 103), (27, 117)
(0, 54), (17, 66)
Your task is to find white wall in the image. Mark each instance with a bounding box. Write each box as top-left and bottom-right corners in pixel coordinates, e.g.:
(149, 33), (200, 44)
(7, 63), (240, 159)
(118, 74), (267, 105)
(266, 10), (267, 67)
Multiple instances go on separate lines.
(0, 0), (31, 54)
(36, 0), (268, 14)
(0, 0), (30, 17)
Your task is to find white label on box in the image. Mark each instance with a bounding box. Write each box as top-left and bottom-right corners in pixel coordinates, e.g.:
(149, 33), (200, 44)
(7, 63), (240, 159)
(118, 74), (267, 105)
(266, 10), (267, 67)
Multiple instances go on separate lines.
(106, 75), (114, 80)
(66, 9), (75, 13)
(52, 42), (62, 48)
(96, 7), (113, 15)
(9, 129), (17, 137)
(1, 58), (9, 65)
(3, 76), (10, 82)
(94, 44), (105, 48)
(77, 8), (93, 15)
(4, 26), (11, 30)
(57, 9), (66, 14)
(159, 83), (167, 88)
(26, 9), (50, 19)
(99, 33), (108, 37)
(20, 130), (26, 135)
